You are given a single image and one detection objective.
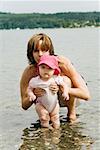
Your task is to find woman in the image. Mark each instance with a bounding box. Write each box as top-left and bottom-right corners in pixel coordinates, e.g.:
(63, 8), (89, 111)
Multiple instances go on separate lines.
(20, 33), (90, 123)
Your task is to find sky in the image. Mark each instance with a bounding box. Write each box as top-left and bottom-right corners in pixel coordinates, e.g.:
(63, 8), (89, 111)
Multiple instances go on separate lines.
(0, 0), (99, 14)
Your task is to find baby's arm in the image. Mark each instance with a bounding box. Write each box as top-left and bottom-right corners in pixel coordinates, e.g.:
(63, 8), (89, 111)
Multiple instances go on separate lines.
(55, 75), (69, 100)
(27, 86), (36, 101)
(27, 79), (36, 101)
(61, 82), (69, 100)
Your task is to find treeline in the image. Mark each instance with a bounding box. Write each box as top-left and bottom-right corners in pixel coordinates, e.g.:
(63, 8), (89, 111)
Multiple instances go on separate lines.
(0, 12), (100, 29)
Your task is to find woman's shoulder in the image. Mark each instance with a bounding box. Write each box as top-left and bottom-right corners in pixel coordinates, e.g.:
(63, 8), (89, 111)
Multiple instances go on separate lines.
(57, 55), (71, 66)
(23, 64), (35, 71)
(22, 64), (37, 74)
(58, 55), (71, 61)
(20, 64), (38, 82)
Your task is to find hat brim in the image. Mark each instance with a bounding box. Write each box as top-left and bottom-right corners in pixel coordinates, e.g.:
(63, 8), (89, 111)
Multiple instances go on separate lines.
(38, 61), (60, 75)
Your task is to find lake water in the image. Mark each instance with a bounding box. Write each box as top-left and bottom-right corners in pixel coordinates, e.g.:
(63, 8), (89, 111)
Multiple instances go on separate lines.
(0, 28), (100, 150)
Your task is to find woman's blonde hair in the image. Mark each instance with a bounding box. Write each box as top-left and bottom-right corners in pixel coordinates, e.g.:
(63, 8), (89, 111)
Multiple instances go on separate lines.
(27, 33), (54, 64)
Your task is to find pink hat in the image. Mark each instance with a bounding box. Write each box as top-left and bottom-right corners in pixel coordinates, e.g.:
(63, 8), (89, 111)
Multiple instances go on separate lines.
(38, 54), (60, 75)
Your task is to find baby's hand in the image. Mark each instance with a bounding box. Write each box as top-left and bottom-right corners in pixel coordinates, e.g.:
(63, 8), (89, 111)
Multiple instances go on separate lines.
(27, 86), (36, 101)
(62, 92), (69, 101)
(61, 83), (69, 100)
(29, 93), (36, 102)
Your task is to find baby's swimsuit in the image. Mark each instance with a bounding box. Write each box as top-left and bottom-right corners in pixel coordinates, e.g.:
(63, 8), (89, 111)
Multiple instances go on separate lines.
(29, 75), (64, 113)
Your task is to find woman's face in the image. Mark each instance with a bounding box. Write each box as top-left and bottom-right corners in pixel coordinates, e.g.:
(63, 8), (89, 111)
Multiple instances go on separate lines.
(33, 40), (50, 63)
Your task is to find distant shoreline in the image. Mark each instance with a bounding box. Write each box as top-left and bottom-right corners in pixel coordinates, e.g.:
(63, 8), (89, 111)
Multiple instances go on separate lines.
(0, 12), (100, 29)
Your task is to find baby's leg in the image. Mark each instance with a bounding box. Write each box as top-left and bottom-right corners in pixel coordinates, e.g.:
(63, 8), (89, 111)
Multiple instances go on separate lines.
(50, 103), (60, 129)
(35, 103), (50, 128)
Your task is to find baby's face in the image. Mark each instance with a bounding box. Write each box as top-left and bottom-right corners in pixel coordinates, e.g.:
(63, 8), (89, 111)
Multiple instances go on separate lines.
(39, 64), (54, 81)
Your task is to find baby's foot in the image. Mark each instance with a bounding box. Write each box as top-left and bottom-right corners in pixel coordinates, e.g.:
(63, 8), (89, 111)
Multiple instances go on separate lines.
(52, 123), (60, 129)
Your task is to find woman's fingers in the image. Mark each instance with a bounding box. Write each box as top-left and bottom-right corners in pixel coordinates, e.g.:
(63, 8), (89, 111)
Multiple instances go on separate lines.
(49, 83), (59, 94)
(33, 88), (46, 97)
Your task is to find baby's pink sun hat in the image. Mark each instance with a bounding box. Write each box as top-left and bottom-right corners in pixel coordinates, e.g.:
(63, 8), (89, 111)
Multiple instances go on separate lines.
(38, 54), (60, 75)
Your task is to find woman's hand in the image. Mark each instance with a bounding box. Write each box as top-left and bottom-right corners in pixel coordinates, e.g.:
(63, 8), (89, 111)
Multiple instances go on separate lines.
(49, 83), (59, 94)
(33, 88), (46, 97)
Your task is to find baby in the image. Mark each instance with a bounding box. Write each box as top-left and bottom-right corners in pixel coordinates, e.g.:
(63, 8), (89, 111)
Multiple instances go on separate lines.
(27, 54), (69, 129)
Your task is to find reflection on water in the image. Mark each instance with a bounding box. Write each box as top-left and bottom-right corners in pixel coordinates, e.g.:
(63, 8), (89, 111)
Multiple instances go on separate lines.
(19, 116), (93, 150)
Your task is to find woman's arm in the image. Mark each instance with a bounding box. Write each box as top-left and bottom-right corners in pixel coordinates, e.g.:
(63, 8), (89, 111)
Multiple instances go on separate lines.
(58, 56), (91, 100)
(20, 65), (36, 110)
